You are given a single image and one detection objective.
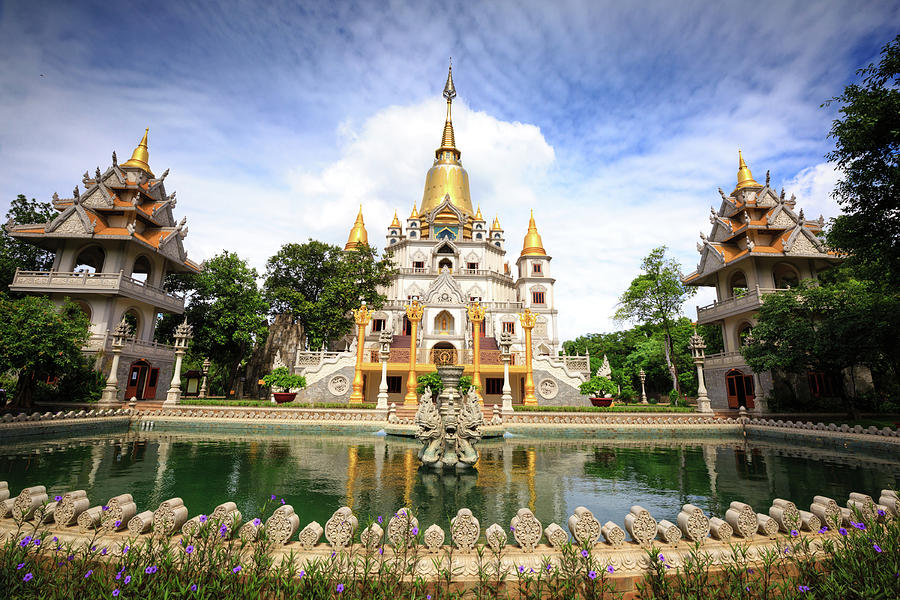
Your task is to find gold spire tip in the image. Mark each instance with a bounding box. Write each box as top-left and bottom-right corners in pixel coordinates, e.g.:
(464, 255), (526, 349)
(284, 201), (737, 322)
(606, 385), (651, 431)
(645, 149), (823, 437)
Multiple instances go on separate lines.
(121, 127), (154, 176)
(735, 149), (759, 190)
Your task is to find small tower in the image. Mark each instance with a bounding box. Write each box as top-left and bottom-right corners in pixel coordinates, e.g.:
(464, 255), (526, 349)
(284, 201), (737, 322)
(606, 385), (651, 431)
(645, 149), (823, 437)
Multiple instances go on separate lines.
(489, 215), (505, 249)
(472, 206), (487, 241)
(345, 205), (369, 251)
(515, 211), (557, 353)
(386, 211), (403, 247)
(406, 203), (421, 240)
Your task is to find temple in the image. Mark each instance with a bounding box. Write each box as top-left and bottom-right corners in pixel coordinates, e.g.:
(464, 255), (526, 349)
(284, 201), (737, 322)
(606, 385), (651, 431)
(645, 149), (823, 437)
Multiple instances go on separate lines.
(294, 65), (589, 408)
(7, 130), (200, 401)
(683, 153), (842, 410)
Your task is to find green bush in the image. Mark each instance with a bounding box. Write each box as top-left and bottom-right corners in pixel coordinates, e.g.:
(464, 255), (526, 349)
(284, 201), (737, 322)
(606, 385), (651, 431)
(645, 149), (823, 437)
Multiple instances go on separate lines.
(32, 355), (105, 404)
(668, 389), (679, 404)
(458, 375), (476, 396)
(579, 376), (618, 397)
(415, 372), (443, 398)
(261, 367), (306, 391)
(514, 404), (694, 413)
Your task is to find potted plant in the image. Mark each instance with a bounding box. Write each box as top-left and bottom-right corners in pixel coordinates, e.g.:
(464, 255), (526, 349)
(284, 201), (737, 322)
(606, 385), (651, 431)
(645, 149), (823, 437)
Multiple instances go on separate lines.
(262, 367), (307, 403)
(579, 376), (618, 407)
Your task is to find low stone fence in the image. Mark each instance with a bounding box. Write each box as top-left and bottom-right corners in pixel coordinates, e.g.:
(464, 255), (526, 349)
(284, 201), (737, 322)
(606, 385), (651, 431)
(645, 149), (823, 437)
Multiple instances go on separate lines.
(1, 479), (897, 581)
(0, 409), (131, 439)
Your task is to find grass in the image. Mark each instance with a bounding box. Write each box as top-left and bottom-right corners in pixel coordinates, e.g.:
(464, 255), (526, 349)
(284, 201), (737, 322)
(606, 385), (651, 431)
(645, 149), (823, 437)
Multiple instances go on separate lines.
(179, 399), (376, 410)
(513, 404), (695, 413)
(2, 499), (897, 599)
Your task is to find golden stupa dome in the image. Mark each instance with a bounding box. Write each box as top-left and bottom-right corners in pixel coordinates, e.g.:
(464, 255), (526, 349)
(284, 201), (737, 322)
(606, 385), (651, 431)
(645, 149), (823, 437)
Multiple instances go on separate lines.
(344, 205), (368, 251)
(409, 203), (419, 219)
(490, 215), (502, 231)
(521, 210), (546, 256)
(121, 128), (154, 176)
(734, 150), (760, 191)
(420, 63), (474, 218)
(474, 205), (484, 221)
(390, 211), (402, 228)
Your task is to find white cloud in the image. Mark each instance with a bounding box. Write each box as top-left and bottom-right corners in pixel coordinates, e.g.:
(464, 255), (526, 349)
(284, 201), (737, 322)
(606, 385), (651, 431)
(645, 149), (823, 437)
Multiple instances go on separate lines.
(784, 162), (842, 221)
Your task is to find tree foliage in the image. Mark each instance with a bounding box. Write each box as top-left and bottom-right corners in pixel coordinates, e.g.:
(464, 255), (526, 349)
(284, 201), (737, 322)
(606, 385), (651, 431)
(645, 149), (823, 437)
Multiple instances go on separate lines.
(825, 35), (900, 284)
(0, 294), (91, 407)
(1, 195), (55, 291)
(613, 246), (697, 392)
(263, 240), (395, 348)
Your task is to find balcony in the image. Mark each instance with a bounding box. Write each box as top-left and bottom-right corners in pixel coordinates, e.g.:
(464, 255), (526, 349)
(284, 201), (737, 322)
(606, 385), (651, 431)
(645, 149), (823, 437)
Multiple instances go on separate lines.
(10, 270), (185, 313)
(695, 287), (776, 324)
(85, 332), (176, 360)
(703, 352), (746, 369)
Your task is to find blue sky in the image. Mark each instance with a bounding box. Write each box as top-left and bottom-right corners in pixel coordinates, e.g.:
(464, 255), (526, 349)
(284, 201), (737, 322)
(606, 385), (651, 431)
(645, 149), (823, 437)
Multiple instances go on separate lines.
(1, 0), (898, 339)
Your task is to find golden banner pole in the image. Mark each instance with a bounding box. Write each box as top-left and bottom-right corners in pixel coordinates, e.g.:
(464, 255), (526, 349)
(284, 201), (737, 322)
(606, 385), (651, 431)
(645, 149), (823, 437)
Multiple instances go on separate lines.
(349, 302), (371, 404)
(519, 308), (538, 405)
(404, 299), (425, 405)
(467, 301), (485, 403)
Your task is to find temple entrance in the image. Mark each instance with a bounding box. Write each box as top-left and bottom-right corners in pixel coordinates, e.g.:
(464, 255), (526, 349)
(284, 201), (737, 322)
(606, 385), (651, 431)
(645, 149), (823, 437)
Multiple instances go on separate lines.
(125, 359), (160, 400)
(430, 342), (457, 366)
(725, 369), (755, 409)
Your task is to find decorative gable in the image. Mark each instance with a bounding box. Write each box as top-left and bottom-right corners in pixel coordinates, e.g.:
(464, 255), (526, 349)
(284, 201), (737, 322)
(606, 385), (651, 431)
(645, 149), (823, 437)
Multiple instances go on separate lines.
(424, 269), (465, 304)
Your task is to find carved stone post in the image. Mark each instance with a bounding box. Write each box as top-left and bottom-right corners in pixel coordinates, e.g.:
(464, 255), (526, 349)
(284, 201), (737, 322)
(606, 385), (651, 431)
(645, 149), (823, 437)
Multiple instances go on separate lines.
(349, 302), (371, 404)
(198, 357), (210, 399)
(639, 368), (648, 404)
(499, 332), (513, 415)
(519, 308), (538, 405)
(99, 319), (130, 405)
(403, 299), (424, 406)
(467, 301), (485, 403)
(376, 331), (392, 410)
(689, 325), (712, 413)
(164, 319), (193, 405)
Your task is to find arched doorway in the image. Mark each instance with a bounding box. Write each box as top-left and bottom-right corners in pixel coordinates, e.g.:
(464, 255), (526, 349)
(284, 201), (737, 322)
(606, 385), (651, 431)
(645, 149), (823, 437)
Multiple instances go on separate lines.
(430, 342), (457, 366)
(729, 271), (748, 298)
(74, 245), (105, 274)
(125, 359), (160, 400)
(433, 310), (455, 335)
(132, 255), (153, 284)
(725, 369), (755, 409)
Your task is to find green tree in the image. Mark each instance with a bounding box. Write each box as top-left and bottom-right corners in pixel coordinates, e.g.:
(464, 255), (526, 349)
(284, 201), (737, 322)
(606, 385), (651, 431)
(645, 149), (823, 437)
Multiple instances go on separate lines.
(614, 247), (696, 393)
(1, 195), (55, 290)
(263, 240), (395, 348)
(184, 251), (269, 396)
(742, 278), (900, 417)
(0, 294), (91, 408)
(825, 35), (900, 284)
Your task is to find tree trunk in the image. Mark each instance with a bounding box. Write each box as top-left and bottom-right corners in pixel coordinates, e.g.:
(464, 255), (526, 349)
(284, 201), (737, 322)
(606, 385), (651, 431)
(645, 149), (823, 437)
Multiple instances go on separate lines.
(841, 366), (860, 421)
(662, 320), (680, 393)
(13, 372), (36, 410)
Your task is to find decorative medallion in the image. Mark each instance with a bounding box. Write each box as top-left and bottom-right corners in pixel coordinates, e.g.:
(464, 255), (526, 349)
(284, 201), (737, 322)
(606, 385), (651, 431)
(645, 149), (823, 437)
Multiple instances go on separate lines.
(538, 378), (558, 400)
(328, 375), (349, 396)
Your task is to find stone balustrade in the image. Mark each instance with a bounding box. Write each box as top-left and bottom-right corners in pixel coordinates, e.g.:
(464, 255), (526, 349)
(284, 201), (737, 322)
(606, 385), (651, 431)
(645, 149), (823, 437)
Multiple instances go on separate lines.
(2, 480), (896, 578)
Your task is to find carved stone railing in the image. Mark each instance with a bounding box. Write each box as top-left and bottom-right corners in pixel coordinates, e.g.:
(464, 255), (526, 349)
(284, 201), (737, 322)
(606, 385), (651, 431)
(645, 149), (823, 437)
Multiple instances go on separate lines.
(696, 288), (776, 323)
(84, 332), (175, 359)
(703, 351), (745, 369)
(11, 270), (184, 313)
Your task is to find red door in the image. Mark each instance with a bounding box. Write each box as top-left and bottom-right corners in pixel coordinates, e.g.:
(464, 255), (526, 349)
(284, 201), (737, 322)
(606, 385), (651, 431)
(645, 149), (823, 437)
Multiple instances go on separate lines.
(726, 370), (755, 409)
(143, 368), (160, 399)
(125, 360), (151, 400)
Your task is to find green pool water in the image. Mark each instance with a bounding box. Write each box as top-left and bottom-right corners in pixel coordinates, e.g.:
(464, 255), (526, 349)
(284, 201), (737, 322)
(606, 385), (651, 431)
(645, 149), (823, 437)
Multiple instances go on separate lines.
(1, 427), (897, 531)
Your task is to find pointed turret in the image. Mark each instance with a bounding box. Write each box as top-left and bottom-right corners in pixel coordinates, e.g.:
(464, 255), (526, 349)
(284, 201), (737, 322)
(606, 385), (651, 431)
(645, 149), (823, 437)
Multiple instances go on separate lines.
(490, 215), (501, 231)
(345, 205), (369, 251)
(734, 150), (760, 191)
(409, 202), (419, 219)
(475, 205), (483, 221)
(390, 211), (402, 228)
(121, 128), (154, 176)
(438, 61), (458, 157)
(521, 210), (546, 256)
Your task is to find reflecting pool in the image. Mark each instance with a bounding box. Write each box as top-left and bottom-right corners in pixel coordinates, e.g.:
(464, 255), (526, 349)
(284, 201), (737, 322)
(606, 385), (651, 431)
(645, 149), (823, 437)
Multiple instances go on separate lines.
(1, 428), (898, 530)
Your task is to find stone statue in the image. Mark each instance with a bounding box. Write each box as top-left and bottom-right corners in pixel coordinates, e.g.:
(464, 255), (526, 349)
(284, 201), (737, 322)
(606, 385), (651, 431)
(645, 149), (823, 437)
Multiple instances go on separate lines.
(414, 366), (483, 470)
(415, 389), (442, 466)
(456, 389), (483, 467)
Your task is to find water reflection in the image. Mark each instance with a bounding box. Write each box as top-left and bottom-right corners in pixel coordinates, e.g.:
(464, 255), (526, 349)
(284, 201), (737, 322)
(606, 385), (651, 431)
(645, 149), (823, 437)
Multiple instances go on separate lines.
(1, 431), (897, 532)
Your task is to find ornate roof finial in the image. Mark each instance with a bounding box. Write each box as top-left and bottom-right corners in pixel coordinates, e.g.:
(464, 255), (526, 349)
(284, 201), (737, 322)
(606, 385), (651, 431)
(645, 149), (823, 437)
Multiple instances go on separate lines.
(490, 215), (502, 231)
(521, 209), (547, 257)
(390, 211), (401, 228)
(437, 60), (459, 159)
(121, 128), (155, 177)
(735, 150), (759, 191)
(344, 205), (368, 251)
(443, 58), (457, 101)
(475, 205), (483, 221)
(409, 202), (419, 219)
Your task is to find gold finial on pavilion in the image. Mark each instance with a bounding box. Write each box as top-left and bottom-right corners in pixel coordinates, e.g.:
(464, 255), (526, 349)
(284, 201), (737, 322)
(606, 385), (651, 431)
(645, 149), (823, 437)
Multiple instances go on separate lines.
(437, 60), (459, 158)
(390, 210), (401, 228)
(735, 150), (759, 190)
(409, 202), (419, 219)
(345, 205), (369, 251)
(521, 210), (546, 256)
(490, 215), (502, 231)
(475, 205), (483, 221)
(121, 128), (154, 176)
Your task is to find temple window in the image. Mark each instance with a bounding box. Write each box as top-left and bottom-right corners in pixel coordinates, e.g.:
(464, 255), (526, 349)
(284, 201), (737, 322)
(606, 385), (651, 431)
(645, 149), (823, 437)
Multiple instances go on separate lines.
(532, 291), (545, 305)
(773, 263), (800, 289)
(532, 262), (542, 275)
(467, 262), (478, 271)
(502, 321), (515, 335)
(386, 376), (402, 393)
(413, 261), (425, 271)
(409, 232), (416, 238)
(372, 319), (386, 332)
(438, 258), (453, 271)
(729, 271), (748, 298)
(475, 233), (482, 239)
(485, 378), (504, 394)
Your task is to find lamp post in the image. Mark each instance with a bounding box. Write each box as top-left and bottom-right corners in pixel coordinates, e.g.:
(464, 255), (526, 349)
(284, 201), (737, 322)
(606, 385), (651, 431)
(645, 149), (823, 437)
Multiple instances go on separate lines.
(689, 325), (712, 413)
(199, 358), (210, 399)
(376, 330), (392, 410)
(499, 331), (513, 415)
(467, 300), (485, 403)
(99, 318), (130, 405)
(349, 302), (371, 404)
(403, 298), (424, 406)
(519, 308), (538, 405)
(639, 367), (648, 404)
(164, 319), (193, 405)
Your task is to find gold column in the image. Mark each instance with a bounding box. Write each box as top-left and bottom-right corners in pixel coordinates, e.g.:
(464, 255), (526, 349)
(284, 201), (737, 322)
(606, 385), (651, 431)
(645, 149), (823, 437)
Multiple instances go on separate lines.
(346, 446), (358, 509)
(349, 302), (371, 404)
(404, 299), (425, 405)
(467, 301), (485, 403)
(403, 448), (415, 507)
(519, 308), (538, 405)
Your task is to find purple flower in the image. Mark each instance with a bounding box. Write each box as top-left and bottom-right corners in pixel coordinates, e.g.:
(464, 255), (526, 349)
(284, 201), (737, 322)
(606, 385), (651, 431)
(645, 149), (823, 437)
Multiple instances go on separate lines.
(280, 498), (285, 505)
(581, 549), (589, 558)
(145, 565), (158, 574)
(607, 565), (614, 574)
(122, 545), (130, 554)
(589, 570), (597, 580)
(791, 529), (799, 537)
(17, 563), (25, 570)
(186, 545), (194, 554)
(818, 527), (828, 534)
(658, 553), (665, 562)
(33, 538), (41, 546)
(23, 573), (33, 582)
(378, 547), (383, 555)
(52, 536), (58, 542)
(113, 590), (120, 597)
(199, 515), (207, 523)
(510, 526), (515, 532)
(102, 505), (109, 511)
(518, 565), (525, 573)
(19, 537), (31, 547)
(84, 570), (93, 578)
(878, 509), (886, 517)
(116, 572), (122, 581)
(412, 526), (419, 535)
(331, 551), (336, 558)
(124, 575), (131, 585)
(191, 584), (197, 591)
(232, 565), (242, 574)
(377, 516), (383, 524)
(874, 543), (882, 553)
(839, 527), (848, 536)
(67, 555), (74, 562)
(114, 520), (122, 528)
(101, 548), (107, 556)
(747, 568), (754, 574)
(270, 494), (276, 501)
(55, 495), (62, 501)
(546, 564), (553, 572)
(91, 545), (96, 552)
(299, 570), (305, 578)
(336, 583), (344, 593)
(252, 518), (261, 527)
(784, 547), (790, 555)
(798, 585), (810, 592)
(851, 521), (866, 531)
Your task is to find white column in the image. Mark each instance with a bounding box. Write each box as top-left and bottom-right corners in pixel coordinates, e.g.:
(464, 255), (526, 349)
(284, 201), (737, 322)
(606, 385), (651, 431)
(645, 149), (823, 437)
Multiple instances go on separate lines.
(376, 358), (389, 409)
(501, 357), (513, 415)
(696, 360), (712, 413)
(164, 349), (185, 405)
(99, 348), (122, 405)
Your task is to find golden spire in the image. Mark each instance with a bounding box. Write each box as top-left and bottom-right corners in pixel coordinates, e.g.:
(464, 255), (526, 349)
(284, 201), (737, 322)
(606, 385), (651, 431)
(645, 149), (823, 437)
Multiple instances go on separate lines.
(344, 205), (369, 251)
(390, 211), (401, 228)
(490, 215), (501, 231)
(121, 128), (154, 176)
(437, 60), (459, 159)
(409, 202), (419, 219)
(521, 210), (546, 256)
(735, 150), (759, 190)
(475, 205), (483, 221)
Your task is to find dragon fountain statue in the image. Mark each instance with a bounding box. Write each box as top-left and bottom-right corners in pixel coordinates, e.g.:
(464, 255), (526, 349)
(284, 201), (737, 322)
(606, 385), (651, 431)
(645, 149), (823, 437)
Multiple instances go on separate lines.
(414, 365), (484, 469)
